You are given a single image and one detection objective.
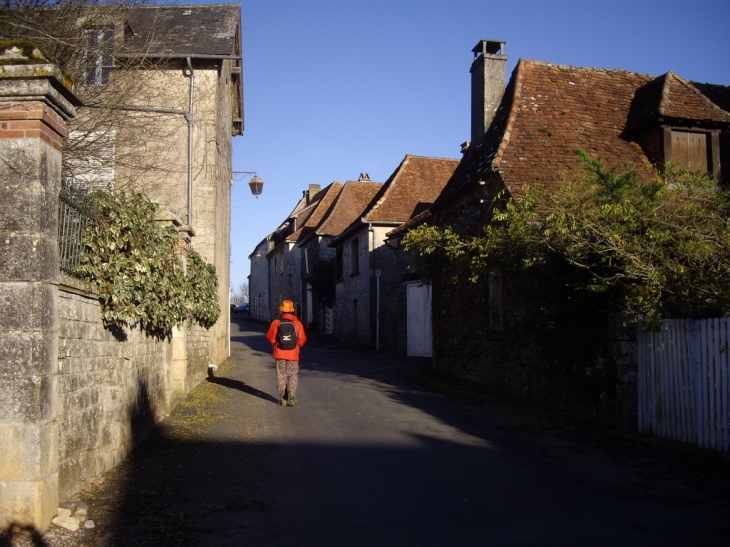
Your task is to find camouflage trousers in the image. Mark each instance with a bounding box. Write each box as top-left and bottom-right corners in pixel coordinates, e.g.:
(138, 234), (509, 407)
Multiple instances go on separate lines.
(275, 359), (299, 398)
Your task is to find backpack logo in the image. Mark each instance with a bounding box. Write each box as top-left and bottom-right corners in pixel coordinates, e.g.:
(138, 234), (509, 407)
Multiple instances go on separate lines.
(277, 319), (298, 350)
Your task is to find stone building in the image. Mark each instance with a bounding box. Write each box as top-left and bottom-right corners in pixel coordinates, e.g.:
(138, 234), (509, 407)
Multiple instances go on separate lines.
(111, 4), (243, 368)
(328, 156), (458, 349)
(421, 40), (730, 425)
(301, 178), (381, 340)
(293, 182), (343, 329)
(263, 184), (338, 322)
(0, 4), (244, 531)
(248, 235), (273, 322)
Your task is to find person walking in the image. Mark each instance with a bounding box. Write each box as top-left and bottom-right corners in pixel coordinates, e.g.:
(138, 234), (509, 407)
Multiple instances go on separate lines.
(266, 300), (307, 406)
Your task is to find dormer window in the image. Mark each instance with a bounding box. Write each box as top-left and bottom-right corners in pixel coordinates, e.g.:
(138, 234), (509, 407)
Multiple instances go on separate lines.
(83, 27), (115, 86)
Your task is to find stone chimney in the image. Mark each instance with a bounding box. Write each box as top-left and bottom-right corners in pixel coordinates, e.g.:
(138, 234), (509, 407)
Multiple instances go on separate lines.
(470, 39), (507, 147)
(304, 184), (321, 204)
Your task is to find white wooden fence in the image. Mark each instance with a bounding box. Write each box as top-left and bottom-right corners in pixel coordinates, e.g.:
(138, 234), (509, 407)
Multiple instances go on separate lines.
(638, 318), (729, 453)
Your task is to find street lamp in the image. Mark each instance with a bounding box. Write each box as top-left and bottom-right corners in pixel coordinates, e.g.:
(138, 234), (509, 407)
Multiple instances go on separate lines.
(232, 171), (265, 197)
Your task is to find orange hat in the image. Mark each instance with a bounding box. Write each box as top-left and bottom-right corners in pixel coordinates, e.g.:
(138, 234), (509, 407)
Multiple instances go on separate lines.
(280, 300), (295, 313)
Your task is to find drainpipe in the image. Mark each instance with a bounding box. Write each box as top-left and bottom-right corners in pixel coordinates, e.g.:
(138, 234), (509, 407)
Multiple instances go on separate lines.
(86, 86), (194, 227)
(228, 285), (231, 357)
(86, 104), (193, 226)
(186, 57), (194, 227)
(90, 52), (244, 225)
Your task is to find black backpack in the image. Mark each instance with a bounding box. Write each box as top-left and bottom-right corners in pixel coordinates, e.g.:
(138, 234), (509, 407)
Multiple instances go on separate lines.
(276, 319), (298, 350)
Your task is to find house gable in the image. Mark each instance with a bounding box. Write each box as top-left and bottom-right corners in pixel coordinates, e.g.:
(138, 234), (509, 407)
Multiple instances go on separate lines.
(365, 155), (459, 223)
(318, 181), (382, 240)
(118, 5), (243, 135)
(288, 182), (343, 247)
(331, 155), (458, 247)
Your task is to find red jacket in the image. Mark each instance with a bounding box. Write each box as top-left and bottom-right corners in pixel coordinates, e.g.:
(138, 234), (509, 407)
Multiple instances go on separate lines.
(266, 313), (307, 360)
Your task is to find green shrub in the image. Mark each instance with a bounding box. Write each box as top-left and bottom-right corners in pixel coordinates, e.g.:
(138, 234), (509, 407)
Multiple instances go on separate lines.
(77, 190), (220, 338)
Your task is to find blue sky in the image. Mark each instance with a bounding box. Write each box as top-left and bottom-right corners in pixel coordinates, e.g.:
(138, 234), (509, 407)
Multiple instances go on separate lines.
(225, 0), (730, 290)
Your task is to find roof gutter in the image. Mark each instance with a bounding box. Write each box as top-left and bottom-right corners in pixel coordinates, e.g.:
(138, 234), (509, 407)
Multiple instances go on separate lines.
(116, 53), (242, 60)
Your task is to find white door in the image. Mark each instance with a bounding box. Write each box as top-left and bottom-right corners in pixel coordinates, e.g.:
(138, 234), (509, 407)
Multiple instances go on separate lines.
(406, 282), (432, 357)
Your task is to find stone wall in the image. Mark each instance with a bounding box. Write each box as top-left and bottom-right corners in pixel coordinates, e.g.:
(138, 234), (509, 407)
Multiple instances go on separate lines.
(0, 59), (224, 533)
(429, 181), (639, 426)
(331, 226), (399, 349)
(56, 278), (171, 501)
(55, 277), (213, 501)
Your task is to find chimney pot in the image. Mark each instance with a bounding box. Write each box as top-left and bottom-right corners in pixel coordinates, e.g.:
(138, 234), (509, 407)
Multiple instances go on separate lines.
(470, 39), (507, 147)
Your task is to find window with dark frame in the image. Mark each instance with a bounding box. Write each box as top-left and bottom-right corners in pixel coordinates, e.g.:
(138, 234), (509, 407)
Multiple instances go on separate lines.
(83, 27), (115, 86)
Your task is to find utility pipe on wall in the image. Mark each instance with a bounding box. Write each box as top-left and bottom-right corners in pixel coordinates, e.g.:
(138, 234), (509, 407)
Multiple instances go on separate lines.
(186, 56), (194, 228)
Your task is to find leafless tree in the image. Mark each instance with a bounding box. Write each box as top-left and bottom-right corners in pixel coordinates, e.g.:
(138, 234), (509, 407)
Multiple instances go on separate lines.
(1, 1), (193, 197)
(230, 281), (248, 305)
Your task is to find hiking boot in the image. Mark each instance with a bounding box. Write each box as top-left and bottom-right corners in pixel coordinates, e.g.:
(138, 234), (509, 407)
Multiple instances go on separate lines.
(289, 392), (298, 406)
(278, 398), (286, 406)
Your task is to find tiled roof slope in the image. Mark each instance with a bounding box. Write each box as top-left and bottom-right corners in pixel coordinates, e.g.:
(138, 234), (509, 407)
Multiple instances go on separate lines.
(436, 60), (730, 211)
(287, 182), (343, 245)
(365, 155), (460, 222)
(317, 181), (382, 238)
(120, 5), (241, 56)
(692, 82), (730, 113)
(436, 60), (671, 207)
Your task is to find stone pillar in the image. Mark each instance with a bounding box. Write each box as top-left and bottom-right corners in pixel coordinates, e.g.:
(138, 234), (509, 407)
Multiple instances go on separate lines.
(155, 211), (194, 406)
(0, 54), (80, 532)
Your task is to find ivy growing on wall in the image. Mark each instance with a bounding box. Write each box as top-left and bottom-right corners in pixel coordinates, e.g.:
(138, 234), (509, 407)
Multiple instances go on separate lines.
(76, 190), (220, 338)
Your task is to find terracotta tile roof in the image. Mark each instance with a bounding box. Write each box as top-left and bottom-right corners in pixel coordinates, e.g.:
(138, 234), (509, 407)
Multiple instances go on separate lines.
(270, 184), (334, 249)
(435, 60), (730, 211)
(317, 181), (382, 239)
(120, 5), (241, 57)
(364, 155), (460, 222)
(329, 155), (458, 246)
(436, 60), (679, 207)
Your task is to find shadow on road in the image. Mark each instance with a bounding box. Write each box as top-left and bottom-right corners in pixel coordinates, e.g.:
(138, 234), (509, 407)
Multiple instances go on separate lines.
(205, 375), (279, 404)
(32, 315), (729, 547)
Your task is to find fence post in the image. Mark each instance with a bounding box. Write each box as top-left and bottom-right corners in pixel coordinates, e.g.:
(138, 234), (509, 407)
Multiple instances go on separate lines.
(0, 51), (81, 531)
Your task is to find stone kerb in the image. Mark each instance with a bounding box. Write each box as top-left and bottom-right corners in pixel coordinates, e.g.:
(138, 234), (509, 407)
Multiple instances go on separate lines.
(0, 53), (80, 533)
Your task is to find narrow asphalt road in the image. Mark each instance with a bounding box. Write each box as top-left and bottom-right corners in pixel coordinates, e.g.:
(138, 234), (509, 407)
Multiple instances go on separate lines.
(14, 316), (730, 547)
(226, 318), (729, 547)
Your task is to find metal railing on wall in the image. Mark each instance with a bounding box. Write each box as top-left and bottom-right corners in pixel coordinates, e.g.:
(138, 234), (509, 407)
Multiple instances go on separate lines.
(58, 181), (96, 275)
